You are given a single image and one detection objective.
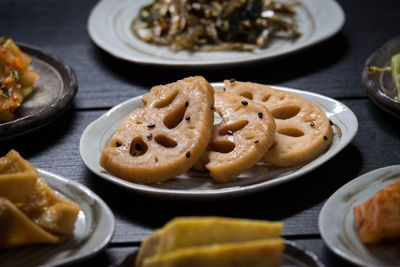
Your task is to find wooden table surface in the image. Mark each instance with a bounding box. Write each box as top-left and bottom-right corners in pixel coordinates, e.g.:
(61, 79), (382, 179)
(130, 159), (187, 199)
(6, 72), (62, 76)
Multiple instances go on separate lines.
(1, 0), (400, 266)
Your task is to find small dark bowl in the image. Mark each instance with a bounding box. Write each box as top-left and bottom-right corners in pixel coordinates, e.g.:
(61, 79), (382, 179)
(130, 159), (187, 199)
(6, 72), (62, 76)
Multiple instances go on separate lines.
(362, 36), (400, 118)
(0, 43), (78, 139)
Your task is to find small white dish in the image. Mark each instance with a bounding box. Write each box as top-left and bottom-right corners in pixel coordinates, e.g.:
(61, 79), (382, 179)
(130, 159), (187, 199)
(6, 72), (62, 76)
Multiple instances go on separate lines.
(0, 169), (115, 267)
(87, 0), (345, 66)
(319, 165), (400, 267)
(80, 83), (357, 199)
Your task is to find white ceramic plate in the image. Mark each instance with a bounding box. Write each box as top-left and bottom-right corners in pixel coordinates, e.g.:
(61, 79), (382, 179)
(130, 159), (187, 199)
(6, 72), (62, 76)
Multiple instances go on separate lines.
(87, 0), (345, 66)
(80, 83), (357, 198)
(319, 165), (400, 267)
(0, 169), (115, 267)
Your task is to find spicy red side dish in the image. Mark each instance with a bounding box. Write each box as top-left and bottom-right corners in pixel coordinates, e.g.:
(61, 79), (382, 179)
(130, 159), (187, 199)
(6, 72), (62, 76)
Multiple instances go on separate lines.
(0, 37), (39, 122)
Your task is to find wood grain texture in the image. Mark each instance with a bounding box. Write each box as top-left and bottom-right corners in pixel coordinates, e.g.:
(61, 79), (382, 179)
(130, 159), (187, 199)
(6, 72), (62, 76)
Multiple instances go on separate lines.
(0, 99), (399, 244)
(0, 0), (400, 266)
(0, 0), (399, 108)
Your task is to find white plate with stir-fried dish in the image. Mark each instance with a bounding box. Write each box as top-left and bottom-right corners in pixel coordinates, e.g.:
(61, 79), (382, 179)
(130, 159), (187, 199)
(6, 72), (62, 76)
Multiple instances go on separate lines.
(0, 38), (78, 140)
(88, 0), (344, 66)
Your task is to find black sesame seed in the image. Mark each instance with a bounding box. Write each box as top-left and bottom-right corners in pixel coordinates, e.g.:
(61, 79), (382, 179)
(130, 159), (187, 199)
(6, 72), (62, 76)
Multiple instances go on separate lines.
(329, 120), (333, 126)
(241, 100), (248, 105)
(116, 142), (121, 147)
(310, 122), (315, 127)
(135, 143), (142, 151)
(229, 78), (236, 83)
(227, 130), (233, 135)
(186, 151), (191, 158)
(323, 136), (328, 140)
(147, 123), (155, 128)
(146, 133), (153, 139)
(210, 104), (214, 110)
(185, 115), (191, 121)
(185, 101), (189, 107)
(223, 87), (226, 91)
(254, 140), (259, 143)
(258, 112), (263, 118)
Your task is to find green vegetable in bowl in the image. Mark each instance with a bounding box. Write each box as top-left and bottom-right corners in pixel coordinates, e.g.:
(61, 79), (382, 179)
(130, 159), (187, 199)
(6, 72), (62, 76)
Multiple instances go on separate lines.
(391, 54), (400, 98)
(369, 53), (400, 100)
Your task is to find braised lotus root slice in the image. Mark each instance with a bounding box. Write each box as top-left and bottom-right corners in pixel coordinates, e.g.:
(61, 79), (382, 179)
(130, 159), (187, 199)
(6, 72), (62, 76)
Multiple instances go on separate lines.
(194, 90), (276, 182)
(100, 76), (214, 183)
(225, 81), (333, 167)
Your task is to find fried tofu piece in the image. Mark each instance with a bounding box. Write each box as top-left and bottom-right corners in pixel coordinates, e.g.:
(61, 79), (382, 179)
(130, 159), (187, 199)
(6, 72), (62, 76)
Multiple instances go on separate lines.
(20, 177), (81, 236)
(0, 150), (81, 248)
(0, 197), (58, 249)
(0, 150), (39, 203)
(136, 217), (283, 266)
(142, 238), (284, 267)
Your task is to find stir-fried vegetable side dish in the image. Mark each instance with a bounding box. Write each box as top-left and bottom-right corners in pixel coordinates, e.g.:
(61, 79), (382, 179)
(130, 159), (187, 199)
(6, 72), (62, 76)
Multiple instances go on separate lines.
(132, 0), (301, 52)
(0, 37), (39, 122)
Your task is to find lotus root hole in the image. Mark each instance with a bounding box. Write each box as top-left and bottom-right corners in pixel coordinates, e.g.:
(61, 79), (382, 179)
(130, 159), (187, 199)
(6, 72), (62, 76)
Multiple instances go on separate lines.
(271, 105), (301, 120)
(209, 141), (235, 153)
(277, 128), (304, 137)
(130, 137), (148, 157)
(219, 120), (249, 135)
(154, 90), (178, 108)
(240, 91), (253, 100)
(163, 103), (187, 129)
(262, 95), (271, 102)
(154, 135), (177, 148)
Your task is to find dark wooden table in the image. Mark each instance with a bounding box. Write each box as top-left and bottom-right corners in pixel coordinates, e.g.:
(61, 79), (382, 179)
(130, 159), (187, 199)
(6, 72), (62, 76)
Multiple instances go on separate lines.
(1, 0), (400, 266)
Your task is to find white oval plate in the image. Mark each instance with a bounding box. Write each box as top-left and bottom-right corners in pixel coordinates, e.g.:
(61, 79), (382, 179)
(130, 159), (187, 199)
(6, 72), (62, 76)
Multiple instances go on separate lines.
(80, 83), (357, 199)
(0, 169), (115, 267)
(87, 0), (345, 66)
(319, 165), (400, 267)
